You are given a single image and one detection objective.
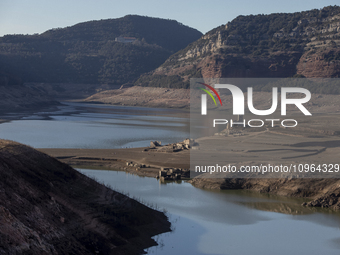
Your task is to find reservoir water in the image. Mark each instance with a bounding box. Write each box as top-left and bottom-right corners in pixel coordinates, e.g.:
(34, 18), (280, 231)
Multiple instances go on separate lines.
(0, 102), (190, 148)
(78, 168), (340, 255)
(1, 102), (340, 254)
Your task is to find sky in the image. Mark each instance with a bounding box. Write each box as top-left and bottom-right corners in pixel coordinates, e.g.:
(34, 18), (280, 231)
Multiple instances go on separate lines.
(0, 0), (339, 36)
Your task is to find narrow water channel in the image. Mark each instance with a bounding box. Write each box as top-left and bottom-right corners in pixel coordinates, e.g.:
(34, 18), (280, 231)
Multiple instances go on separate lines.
(79, 169), (340, 255)
(1, 102), (340, 254)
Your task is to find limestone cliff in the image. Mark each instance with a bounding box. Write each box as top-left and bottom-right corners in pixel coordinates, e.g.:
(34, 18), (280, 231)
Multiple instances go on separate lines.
(136, 6), (340, 88)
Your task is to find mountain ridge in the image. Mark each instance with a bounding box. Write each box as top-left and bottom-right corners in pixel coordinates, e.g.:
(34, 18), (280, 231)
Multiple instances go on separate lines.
(0, 15), (202, 85)
(135, 6), (340, 89)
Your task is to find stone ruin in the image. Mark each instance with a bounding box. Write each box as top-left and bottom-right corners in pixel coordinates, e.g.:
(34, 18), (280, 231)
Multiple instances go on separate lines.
(156, 167), (190, 182)
(146, 138), (199, 152)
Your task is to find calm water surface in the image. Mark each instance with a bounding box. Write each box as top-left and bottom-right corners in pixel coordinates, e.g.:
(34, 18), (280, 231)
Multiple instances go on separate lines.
(0, 102), (190, 148)
(1, 102), (340, 254)
(78, 169), (340, 255)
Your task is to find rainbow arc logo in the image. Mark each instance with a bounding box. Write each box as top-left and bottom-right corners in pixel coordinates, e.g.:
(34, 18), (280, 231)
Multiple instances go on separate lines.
(197, 83), (222, 106)
(198, 83), (222, 115)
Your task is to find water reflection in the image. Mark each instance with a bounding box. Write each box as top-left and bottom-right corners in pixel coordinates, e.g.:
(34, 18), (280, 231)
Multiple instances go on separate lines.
(79, 169), (340, 255)
(0, 102), (190, 149)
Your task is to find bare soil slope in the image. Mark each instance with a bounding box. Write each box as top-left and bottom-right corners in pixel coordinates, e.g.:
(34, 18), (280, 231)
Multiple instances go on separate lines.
(0, 140), (170, 255)
(84, 86), (190, 108)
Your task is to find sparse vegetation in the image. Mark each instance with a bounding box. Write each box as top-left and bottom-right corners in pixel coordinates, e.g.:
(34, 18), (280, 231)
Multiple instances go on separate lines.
(137, 6), (340, 90)
(0, 15), (202, 86)
(0, 140), (171, 254)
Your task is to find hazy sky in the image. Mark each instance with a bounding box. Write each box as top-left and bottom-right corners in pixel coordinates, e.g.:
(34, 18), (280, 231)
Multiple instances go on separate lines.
(0, 0), (339, 36)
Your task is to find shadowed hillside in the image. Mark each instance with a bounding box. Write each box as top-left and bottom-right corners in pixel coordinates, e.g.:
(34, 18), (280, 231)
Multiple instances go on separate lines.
(0, 15), (202, 85)
(0, 140), (170, 254)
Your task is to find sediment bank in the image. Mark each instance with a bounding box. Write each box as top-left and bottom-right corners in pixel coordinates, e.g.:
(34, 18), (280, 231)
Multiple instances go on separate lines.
(40, 140), (190, 180)
(40, 133), (340, 211)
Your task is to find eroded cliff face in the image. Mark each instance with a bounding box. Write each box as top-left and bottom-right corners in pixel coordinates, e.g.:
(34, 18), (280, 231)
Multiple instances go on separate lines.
(0, 140), (170, 255)
(136, 6), (340, 88)
(197, 52), (301, 78)
(297, 47), (340, 77)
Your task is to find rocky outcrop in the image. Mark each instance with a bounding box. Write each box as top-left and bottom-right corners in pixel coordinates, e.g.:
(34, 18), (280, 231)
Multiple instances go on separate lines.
(0, 140), (170, 254)
(303, 187), (340, 209)
(136, 6), (340, 88)
(146, 138), (198, 153)
(157, 167), (190, 181)
(189, 177), (340, 210)
(150, 141), (162, 148)
(297, 47), (340, 77)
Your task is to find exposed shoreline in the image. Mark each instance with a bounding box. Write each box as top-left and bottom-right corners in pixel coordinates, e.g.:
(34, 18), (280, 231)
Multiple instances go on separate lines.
(40, 135), (340, 210)
(84, 86), (190, 109)
(39, 146), (190, 179)
(4, 90), (340, 210)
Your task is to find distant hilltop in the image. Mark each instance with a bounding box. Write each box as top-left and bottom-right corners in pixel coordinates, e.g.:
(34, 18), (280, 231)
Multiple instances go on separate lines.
(0, 15), (202, 85)
(136, 6), (340, 89)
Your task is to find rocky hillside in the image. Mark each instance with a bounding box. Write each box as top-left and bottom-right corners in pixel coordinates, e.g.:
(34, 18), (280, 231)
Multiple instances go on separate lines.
(0, 15), (202, 85)
(136, 6), (340, 89)
(0, 140), (170, 254)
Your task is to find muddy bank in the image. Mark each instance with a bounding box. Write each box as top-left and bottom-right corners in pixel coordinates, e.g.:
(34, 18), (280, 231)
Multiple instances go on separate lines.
(41, 128), (340, 211)
(40, 142), (340, 211)
(0, 140), (170, 254)
(40, 140), (191, 180)
(189, 178), (340, 209)
(83, 86), (340, 114)
(3, 84), (340, 114)
(84, 86), (190, 108)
